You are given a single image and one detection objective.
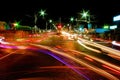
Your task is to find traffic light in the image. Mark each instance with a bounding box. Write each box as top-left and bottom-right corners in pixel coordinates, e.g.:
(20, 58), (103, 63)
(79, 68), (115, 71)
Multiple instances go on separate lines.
(57, 23), (62, 29)
(56, 23), (62, 34)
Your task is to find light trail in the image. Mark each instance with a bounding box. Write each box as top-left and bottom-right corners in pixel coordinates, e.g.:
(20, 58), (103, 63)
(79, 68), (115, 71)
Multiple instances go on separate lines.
(68, 49), (120, 74)
(112, 41), (120, 47)
(102, 65), (120, 74)
(0, 50), (20, 60)
(54, 46), (120, 77)
(38, 66), (86, 69)
(78, 38), (120, 57)
(75, 40), (120, 72)
(28, 46), (90, 80)
(30, 44), (119, 80)
(77, 40), (101, 53)
(36, 49), (90, 80)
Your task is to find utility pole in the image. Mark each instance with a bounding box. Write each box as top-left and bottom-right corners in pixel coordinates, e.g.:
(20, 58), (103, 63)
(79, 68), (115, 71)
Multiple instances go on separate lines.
(46, 21), (47, 31)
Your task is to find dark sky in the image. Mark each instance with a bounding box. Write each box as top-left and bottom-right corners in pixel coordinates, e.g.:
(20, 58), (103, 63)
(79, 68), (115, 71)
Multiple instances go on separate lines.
(0, 0), (120, 27)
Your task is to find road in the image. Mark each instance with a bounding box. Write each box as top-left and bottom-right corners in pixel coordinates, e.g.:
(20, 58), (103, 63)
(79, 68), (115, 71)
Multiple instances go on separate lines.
(31, 42), (120, 80)
(0, 46), (86, 80)
(0, 31), (120, 80)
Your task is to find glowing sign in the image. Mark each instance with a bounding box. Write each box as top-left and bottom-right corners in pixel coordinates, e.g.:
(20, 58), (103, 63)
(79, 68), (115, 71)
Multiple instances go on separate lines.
(110, 25), (117, 29)
(103, 25), (109, 29)
(113, 15), (120, 21)
(95, 28), (109, 33)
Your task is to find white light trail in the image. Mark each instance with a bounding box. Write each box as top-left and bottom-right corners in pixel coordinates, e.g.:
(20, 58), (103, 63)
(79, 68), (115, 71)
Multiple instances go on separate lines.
(77, 40), (101, 53)
(112, 41), (120, 47)
(30, 44), (119, 80)
(78, 38), (120, 57)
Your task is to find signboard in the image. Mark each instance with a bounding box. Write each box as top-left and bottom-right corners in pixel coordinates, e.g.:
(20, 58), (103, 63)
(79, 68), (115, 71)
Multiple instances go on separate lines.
(113, 15), (120, 21)
(110, 25), (117, 29)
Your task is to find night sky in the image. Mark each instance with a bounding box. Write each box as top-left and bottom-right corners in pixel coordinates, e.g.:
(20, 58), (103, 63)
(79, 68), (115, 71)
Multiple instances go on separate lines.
(0, 0), (120, 27)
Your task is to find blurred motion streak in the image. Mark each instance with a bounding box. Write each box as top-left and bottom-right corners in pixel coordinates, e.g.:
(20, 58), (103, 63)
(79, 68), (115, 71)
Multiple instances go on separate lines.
(77, 40), (101, 53)
(78, 38), (120, 57)
(30, 44), (119, 80)
(102, 65), (120, 74)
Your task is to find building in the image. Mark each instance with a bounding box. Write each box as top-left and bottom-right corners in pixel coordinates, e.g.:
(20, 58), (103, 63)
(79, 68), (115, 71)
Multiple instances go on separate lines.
(0, 21), (7, 30)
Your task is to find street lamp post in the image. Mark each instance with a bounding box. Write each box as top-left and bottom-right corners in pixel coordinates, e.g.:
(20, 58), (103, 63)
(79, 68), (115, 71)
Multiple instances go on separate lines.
(49, 19), (52, 30)
(80, 9), (90, 23)
(78, 9), (94, 29)
(34, 13), (38, 33)
(69, 17), (74, 31)
(39, 9), (47, 31)
(39, 9), (46, 19)
(34, 13), (37, 27)
(26, 9), (47, 33)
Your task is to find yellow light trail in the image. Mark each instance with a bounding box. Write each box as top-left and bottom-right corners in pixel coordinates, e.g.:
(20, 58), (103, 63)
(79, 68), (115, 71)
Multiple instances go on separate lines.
(30, 44), (119, 80)
(68, 49), (120, 73)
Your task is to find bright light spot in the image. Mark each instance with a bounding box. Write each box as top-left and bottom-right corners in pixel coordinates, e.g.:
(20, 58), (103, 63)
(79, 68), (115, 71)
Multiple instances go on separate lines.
(49, 19), (52, 23)
(17, 46), (27, 49)
(39, 9), (46, 18)
(0, 41), (10, 44)
(61, 31), (70, 36)
(110, 25), (117, 29)
(83, 13), (87, 17)
(80, 10), (89, 19)
(13, 23), (18, 26)
(112, 41), (120, 47)
(70, 17), (74, 21)
(103, 25), (109, 29)
(16, 38), (25, 42)
(90, 39), (93, 41)
(0, 36), (10, 44)
(113, 15), (120, 21)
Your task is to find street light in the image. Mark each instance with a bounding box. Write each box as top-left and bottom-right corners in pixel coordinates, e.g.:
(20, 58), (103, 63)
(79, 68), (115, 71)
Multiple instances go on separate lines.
(33, 9), (47, 32)
(69, 17), (75, 31)
(49, 19), (52, 23)
(48, 19), (53, 30)
(70, 17), (74, 22)
(39, 9), (47, 19)
(80, 9), (90, 22)
(39, 9), (48, 31)
(76, 9), (91, 31)
(34, 9), (46, 26)
(13, 22), (19, 27)
(12, 21), (20, 30)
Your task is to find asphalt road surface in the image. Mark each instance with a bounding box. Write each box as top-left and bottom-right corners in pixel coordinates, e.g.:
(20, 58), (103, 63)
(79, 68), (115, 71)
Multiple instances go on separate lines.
(0, 47), (86, 80)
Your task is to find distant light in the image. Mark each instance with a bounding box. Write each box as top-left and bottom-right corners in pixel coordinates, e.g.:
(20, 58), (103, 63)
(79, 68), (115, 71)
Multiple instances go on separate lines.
(79, 27), (83, 31)
(70, 17), (74, 22)
(80, 9), (89, 19)
(103, 25), (109, 29)
(95, 28), (109, 33)
(57, 23), (62, 29)
(13, 22), (19, 26)
(49, 19), (52, 23)
(67, 24), (70, 26)
(83, 13), (87, 17)
(110, 25), (117, 29)
(113, 15), (120, 21)
(88, 23), (92, 29)
(39, 9), (46, 19)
